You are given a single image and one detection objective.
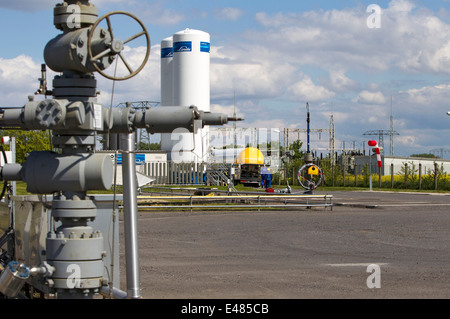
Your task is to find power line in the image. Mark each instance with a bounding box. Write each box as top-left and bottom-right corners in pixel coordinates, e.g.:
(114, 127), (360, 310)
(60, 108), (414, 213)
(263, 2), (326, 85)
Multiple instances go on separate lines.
(430, 148), (450, 159)
(363, 129), (399, 155)
(363, 96), (400, 155)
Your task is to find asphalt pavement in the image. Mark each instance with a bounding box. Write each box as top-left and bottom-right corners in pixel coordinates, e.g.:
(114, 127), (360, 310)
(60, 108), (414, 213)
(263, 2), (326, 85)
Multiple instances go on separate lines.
(119, 190), (450, 299)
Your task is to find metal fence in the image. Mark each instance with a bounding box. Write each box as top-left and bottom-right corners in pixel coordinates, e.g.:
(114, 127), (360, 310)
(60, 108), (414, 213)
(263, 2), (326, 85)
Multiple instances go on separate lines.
(141, 162), (207, 185)
(279, 160), (450, 191)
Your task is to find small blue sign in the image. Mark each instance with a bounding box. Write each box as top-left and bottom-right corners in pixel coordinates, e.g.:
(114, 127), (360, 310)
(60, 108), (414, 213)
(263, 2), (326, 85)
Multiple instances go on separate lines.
(174, 41), (192, 53)
(115, 154), (145, 165)
(200, 41), (210, 53)
(161, 47), (173, 58)
(136, 154), (145, 165)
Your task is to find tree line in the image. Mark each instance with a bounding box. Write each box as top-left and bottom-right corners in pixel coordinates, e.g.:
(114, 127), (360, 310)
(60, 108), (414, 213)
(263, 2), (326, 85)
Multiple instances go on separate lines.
(0, 130), (52, 163)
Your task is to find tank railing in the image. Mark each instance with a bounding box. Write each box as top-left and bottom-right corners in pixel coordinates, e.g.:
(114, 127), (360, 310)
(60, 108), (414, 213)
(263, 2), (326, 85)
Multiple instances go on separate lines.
(205, 171), (223, 186)
(205, 165), (233, 187)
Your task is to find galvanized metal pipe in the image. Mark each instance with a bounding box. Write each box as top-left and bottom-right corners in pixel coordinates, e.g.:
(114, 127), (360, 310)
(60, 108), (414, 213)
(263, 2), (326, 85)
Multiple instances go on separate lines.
(120, 133), (141, 299)
(100, 286), (128, 299)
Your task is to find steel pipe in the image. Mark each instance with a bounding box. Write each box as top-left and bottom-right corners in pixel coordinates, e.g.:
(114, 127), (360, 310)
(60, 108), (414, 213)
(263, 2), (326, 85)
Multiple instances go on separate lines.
(100, 286), (128, 299)
(120, 133), (141, 298)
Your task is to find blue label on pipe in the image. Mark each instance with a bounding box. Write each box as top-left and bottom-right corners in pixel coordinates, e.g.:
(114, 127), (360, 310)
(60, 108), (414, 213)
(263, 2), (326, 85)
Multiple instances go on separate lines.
(174, 41), (192, 53)
(161, 47), (173, 58)
(200, 41), (210, 53)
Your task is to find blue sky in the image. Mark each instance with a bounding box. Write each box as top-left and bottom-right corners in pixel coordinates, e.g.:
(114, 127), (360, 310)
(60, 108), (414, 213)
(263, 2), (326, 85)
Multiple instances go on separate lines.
(1, 0), (450, 158)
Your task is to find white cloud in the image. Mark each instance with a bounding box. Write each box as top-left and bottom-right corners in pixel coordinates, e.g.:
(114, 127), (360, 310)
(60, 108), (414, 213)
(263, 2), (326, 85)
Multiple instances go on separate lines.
(245, 118), (290, 129)
(0, 46), (160, 108)
(427, 41), (450, 73)
(329, 111), (350, 124)
(0, 0), (128, 12)
(287, 76), (335, 102)
(395, 83), (450, 130)
(353, 90), (386, 105)
(93, 0), (128, 6)
(0, 55), (48, 106)
(210, 103), (244, 119)
(327, 69), (360, 92)
(368, 116), (379, 123)
(0, 0), (56, 11)
(214, 7), (244, 21)
(132, 2), (186, 26)
(401, 83), (450, 111)
(396, 135), (416, 146)
(388, 0), (415, 13)
(210, 0), (450, 148)
(399, 128), (450, 152)
(249, 0), (450, 75)
(210, 46), (296, 101)
(96, 44), (162, 105)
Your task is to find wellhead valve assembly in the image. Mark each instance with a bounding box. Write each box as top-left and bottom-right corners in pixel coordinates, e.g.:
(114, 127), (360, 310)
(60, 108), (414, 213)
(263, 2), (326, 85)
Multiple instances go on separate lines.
(0, 0), (239, 299)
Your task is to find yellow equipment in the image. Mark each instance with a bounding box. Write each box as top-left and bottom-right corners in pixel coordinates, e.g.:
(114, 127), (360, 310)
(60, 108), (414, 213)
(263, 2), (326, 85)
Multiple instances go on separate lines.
(308, 165), (320, 175)
(234, 147), (265, 186)
(236, 147), (264, 165)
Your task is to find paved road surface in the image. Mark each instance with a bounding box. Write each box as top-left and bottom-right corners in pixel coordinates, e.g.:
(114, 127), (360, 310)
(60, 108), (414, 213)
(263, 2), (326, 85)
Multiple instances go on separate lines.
(119, 191), (450, 299)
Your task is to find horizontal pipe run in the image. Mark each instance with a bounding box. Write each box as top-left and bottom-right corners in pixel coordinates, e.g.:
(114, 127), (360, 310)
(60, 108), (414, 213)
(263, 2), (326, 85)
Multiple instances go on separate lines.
(137, 195), (333, 200)
(118, 194), (333, 211)
(129, 204), (333, 210)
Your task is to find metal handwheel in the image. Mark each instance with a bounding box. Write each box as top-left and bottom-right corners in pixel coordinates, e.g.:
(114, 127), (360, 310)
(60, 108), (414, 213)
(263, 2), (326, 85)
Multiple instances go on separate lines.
(88, 11), (151, 81)
(297, 163), (324, 190)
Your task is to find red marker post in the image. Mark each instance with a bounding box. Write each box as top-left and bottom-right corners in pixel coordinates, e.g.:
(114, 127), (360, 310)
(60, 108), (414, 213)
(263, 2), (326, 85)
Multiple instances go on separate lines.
(0, 136), (10, 145)
(368, 140), (382, 168)
(368, 140), (383, 190)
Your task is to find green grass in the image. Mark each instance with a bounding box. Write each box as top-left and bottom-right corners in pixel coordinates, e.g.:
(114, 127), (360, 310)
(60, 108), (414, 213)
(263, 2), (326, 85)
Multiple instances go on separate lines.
(11, 181), (450, 196)
(14, 181), (31, 195)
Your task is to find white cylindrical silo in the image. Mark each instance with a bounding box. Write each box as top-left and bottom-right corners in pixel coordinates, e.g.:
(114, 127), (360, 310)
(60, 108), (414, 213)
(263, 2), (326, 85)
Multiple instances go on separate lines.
(171, 29), (211, 163)
(173, 28), (210, 112)
(160, 37), (174, 154)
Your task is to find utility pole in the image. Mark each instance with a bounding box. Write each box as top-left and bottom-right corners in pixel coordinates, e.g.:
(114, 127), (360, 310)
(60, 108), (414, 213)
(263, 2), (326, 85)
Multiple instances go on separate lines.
(329, 104), (335, 162)
(390, 96), (394, 156)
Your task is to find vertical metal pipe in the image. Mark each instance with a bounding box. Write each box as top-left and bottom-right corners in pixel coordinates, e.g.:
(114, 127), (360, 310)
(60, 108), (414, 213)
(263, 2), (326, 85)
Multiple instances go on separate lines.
(306, 102), (310, 153)
(11, 137), (16, 196)
(120, 133), (141, 299)
(434, 162), (438, 190)
(418, 163), (422, 190)
(378, 166), (382, 188)
(369, 153), (372, 191)
(391, 163), (394, 189)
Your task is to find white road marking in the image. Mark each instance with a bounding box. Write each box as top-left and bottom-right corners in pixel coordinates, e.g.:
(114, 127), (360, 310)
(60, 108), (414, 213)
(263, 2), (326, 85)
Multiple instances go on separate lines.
(323, 263), (389, 267)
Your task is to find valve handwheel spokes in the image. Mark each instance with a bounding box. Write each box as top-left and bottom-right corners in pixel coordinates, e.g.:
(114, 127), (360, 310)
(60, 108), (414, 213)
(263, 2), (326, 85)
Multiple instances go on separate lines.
(88, 11), (151, 81)
(297, 163), (324, 191)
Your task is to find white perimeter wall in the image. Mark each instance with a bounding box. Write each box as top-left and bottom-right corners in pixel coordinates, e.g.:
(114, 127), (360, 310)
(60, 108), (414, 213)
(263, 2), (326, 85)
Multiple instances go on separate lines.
(354, 155), (450, 175)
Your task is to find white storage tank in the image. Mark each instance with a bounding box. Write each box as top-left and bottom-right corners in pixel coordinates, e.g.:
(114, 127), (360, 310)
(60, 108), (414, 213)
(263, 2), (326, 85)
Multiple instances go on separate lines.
(172, 28), (210, 112)
(160, 36), (174, 154)
(162, 29), (211, 163)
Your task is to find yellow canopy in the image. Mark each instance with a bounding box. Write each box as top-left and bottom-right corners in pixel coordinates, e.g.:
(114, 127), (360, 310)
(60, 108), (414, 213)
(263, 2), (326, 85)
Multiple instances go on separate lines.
(236, 147), (264, 165)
